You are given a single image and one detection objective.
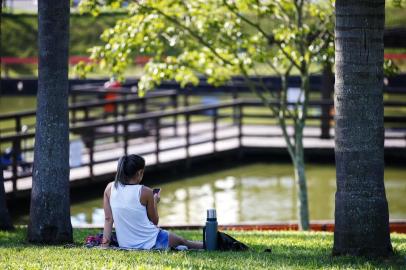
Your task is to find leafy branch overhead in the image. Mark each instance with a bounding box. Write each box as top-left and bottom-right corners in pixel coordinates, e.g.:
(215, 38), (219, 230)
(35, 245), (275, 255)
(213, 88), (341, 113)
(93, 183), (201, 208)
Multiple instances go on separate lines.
(75, 0), (334, 95)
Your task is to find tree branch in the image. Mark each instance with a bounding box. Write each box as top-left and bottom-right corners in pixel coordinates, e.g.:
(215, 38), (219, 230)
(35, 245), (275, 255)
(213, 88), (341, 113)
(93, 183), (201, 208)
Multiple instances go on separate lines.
(138, 3), (234, 66)
(251, 64), (279, 100)
(272, 42), (302, 70)
(297, 71), (310, 126)
(278, 65), (296, 158)
(222, 0), (271, 40)
(239, 63), (278, 117)
(265, 59), (282, 77)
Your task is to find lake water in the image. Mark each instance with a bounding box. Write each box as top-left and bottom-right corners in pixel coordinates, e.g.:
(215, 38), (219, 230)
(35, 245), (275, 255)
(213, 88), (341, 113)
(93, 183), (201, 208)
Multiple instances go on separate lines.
(61, 163), (405, 226)
(0, 96), (37, 114)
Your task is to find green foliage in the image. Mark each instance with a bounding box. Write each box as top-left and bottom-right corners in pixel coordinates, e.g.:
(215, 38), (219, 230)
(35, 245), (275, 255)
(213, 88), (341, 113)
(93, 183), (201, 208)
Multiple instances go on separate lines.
(390, 0), (405, 8)
(1, 228), (406, 269)
(384, 59), (400, 77)
(0, 12), (127, 57)
(78, 0), (126, 16)
(0, 13), (38, 58)
(76, 0), (334, 94)
(2, 7), (404, 76)
(385, 6), (406, 28)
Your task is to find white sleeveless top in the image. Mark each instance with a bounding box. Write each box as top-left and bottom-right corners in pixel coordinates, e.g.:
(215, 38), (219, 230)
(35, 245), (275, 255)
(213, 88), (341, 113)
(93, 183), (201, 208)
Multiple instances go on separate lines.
(110, 184), (159, 249)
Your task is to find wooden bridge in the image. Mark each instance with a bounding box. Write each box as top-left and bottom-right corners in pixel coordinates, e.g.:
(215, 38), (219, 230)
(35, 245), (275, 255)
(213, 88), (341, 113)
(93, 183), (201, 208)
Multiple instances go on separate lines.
(1, 82), (406, 197)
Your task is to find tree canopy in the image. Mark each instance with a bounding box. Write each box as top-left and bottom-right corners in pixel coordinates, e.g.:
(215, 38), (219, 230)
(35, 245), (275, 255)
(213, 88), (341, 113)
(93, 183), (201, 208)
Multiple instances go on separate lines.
(76, 0), (334, 94)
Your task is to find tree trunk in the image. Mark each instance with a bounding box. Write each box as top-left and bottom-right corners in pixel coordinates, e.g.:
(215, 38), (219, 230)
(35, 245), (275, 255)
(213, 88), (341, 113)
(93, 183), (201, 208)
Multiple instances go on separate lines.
(279, 72), (310, 231)
(333, 0), (392, 257)
(293, 134), (310, 231)
(28, 0), (72, 244)
(0, 168), (14, 231)
(295, 72), (310, 231)
(320, 63), (334, 139)
(284, 131), (309, 231)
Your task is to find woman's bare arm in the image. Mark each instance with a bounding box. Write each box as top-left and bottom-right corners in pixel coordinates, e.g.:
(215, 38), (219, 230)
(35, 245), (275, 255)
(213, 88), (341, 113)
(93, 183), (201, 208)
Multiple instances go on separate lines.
(141, 186), (159, 225)
(101, 182), (114, 247)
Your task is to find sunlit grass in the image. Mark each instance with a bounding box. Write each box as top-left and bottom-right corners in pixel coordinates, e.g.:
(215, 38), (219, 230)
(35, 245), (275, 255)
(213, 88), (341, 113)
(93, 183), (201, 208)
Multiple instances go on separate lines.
(0, 228), (405, 269)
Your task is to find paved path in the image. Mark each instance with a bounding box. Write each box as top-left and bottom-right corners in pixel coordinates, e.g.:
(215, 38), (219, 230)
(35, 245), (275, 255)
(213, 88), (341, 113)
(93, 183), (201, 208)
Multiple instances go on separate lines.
(4, 122), (405, 194)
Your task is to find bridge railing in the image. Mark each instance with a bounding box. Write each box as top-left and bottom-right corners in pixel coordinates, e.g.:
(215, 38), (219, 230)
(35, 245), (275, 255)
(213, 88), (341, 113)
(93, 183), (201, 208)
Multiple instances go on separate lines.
(1, 98), (405, 195)
(0, 90), (178, 137)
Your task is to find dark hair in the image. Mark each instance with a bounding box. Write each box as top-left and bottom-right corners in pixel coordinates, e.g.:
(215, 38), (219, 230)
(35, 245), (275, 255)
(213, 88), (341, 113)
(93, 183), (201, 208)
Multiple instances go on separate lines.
(114, 155), (145, 187)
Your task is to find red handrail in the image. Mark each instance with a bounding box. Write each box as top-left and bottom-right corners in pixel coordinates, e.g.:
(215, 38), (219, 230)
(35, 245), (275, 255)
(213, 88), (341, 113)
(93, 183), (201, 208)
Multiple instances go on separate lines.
(2, 54), (404, 66)
(384, 53), (406, 60)
(160, 221), (406, 233)
(1, 56), (151, 65)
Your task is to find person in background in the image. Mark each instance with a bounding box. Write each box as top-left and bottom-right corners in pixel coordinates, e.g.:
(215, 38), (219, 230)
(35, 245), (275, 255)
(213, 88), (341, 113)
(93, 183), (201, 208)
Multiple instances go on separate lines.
(103, 78), (121, 115)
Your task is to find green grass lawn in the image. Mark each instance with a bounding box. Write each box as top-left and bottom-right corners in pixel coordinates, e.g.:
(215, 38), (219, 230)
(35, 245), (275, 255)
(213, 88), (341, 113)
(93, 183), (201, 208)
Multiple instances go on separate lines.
(1, 228), (405, 269)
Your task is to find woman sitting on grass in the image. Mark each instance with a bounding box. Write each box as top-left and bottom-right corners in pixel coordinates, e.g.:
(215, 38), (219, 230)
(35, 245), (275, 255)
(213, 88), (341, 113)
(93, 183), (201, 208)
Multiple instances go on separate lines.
(101, 154), (203, 250)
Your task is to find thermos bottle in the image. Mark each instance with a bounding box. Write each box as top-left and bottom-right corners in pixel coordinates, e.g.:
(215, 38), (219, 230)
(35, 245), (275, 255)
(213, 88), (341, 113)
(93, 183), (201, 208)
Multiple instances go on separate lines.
(204, 209), (218, 250)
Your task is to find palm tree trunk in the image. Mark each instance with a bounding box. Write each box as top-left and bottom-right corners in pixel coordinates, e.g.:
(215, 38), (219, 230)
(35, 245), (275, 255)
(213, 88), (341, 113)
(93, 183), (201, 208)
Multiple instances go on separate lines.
(28, 0), (72, 244)
(321, 63), (334, 139)
(333, 0), (392, 256)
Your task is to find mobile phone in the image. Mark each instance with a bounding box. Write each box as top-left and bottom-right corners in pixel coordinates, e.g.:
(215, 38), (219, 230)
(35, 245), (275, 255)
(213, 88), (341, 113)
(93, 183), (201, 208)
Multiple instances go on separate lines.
(153, 188), (161, 194)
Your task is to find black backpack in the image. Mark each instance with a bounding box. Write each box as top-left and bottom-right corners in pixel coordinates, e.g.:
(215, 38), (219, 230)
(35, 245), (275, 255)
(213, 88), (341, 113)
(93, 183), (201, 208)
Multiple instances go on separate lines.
(217, 231), (249, 251)
(203, 229), (249, 251)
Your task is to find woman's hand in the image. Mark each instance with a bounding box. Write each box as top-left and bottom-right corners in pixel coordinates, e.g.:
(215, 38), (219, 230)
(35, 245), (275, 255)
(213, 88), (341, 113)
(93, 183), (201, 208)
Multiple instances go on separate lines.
(153, 192), (160, 204)
(100, 237), (110, 248)
(143, 187), (160, 225)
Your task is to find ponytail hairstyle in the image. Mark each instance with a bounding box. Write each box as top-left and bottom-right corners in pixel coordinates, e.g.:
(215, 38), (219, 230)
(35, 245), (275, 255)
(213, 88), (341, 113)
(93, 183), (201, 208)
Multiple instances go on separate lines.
(114, 154), (145, 187)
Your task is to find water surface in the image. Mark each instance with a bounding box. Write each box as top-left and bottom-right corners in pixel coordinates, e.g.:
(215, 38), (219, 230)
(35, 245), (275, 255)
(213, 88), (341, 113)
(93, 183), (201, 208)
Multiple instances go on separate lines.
(66, 163), (406, 226)
(0, 96), (36, 114)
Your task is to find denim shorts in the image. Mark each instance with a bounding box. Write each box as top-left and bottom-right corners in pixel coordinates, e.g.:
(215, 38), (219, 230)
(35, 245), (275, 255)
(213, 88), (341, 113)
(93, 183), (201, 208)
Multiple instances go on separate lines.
(153, 229), (169, 250)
